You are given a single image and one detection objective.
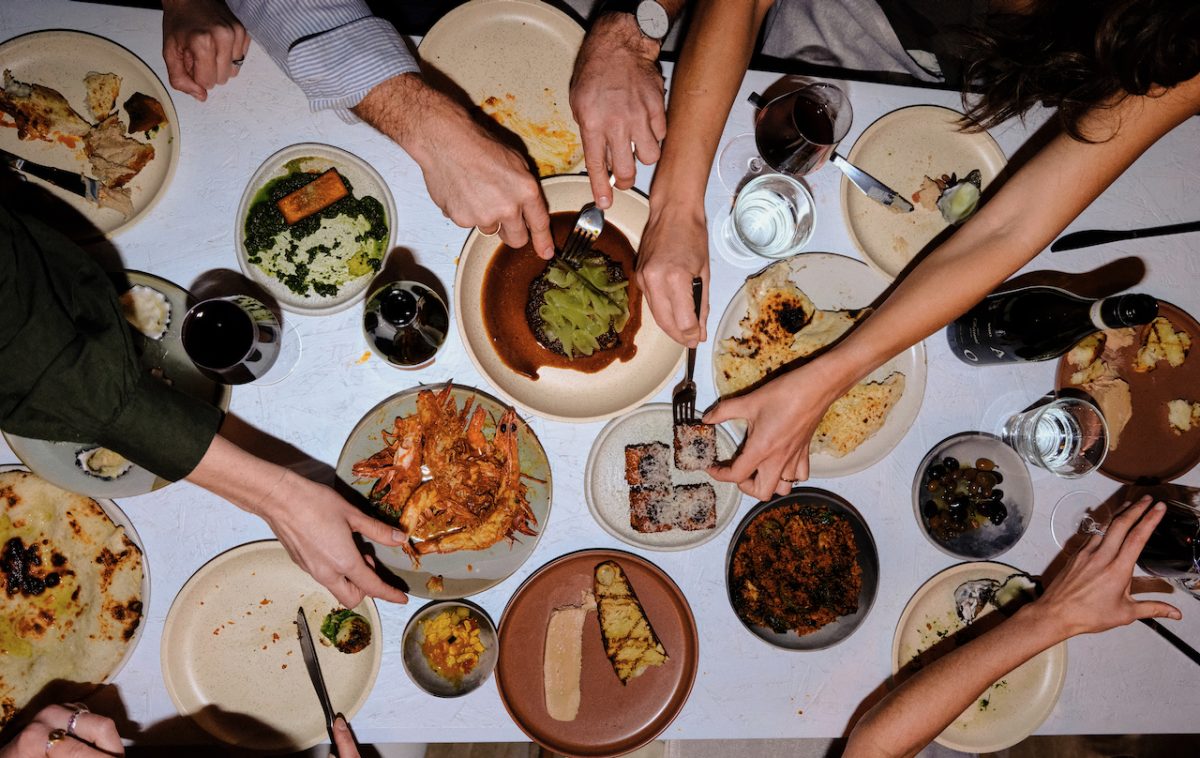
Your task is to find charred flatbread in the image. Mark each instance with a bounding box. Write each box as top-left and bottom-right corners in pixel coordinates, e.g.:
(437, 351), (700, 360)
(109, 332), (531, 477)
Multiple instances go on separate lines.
(0, 471), (143, 727)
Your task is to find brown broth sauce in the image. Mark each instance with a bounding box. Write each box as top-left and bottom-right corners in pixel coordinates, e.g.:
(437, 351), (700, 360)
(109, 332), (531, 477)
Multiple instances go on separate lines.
(481, 212), (641, 380)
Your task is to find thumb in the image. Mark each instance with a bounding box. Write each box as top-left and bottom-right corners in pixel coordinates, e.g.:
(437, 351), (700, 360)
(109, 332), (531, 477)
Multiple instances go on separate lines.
(1133, 600), (1182, 622)
(331, 715), (359, 758)
(348, 509), (408, 547)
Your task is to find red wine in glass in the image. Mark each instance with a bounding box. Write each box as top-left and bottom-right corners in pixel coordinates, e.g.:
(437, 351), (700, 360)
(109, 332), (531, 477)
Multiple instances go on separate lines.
(1137, 499), (1200, 580)
(182, 296), (281, 384)
(754, 83), (851, 177)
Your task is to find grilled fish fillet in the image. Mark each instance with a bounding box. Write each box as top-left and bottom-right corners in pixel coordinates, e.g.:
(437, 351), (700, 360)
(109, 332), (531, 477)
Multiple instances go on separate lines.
(594, 560), (667, 684)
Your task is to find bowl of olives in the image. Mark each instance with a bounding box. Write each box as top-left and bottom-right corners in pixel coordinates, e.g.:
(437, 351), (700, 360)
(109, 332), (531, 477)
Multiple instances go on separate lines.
(911, 432), (1034, 559)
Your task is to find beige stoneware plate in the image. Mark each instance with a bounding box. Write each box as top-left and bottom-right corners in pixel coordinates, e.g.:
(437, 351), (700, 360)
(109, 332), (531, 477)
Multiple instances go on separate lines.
(160, 541), (381, 752)
(841, 105), (1007, 279)
(418, 0), (584, 176)
(0, 30), (179, 238)
(892, 561), (1066, 753)
(584, 404), (744, 550)
(456, 174), (685, 423)
(711, 253), (927, 478)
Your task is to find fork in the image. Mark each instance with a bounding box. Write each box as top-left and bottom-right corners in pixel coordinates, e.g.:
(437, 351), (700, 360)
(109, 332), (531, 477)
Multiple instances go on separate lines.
(552, 203), (614, 305)
(672, 277), (705, 425)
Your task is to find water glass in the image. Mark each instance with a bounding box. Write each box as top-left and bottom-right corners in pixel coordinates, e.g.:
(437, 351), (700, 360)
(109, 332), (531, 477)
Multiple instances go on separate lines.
(723, 173), (815, 259)
(1001, 396), (1108, 477)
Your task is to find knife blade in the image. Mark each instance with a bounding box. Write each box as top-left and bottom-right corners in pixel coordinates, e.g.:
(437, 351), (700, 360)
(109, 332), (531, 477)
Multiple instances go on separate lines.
(0, 148), (100, 202)
(831, 153), (914, 213)
(295, 607), (337, 744)
(1051, 220), (1200, 252)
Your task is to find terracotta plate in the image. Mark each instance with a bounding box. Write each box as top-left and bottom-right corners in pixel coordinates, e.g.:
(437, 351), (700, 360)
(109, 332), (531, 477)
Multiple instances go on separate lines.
(892, 562), (1066, 753)
(1055, 302), (1200, 483)
(495, 549), (698, 757)
(335, 383), (552, 599)
(0, 30), (180, 239)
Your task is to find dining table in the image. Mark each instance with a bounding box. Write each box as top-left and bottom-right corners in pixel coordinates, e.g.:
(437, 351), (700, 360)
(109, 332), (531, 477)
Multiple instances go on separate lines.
(4, 0), (1200, 749)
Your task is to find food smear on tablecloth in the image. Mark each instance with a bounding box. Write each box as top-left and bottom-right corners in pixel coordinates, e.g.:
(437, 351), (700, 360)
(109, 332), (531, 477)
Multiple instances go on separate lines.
(729, 502), (862, 636)
(351, 385), (537, 568)
(0, 470), (143, 726)
(482, 212), (642, 379)
(715, 262), (905, 457)
(480, 91), (583, 177)
(243, 162), (387, 298)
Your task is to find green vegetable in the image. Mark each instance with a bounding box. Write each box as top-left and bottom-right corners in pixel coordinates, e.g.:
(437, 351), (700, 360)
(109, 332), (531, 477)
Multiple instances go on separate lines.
(537, 255), (630, 357)
(320, 608), (372, 654)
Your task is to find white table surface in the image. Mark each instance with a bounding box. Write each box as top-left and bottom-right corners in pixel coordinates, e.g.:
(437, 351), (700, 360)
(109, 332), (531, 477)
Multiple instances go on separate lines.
(4, 0), (1200, 746)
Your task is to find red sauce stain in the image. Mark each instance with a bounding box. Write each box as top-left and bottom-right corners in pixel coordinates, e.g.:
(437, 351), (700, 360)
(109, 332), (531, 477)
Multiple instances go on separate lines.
(55, 134), (79, 149)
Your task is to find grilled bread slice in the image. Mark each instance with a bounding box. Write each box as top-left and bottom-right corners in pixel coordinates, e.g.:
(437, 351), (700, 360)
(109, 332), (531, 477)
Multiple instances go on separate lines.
(593, 560), (667, 684)
(84, 71), (121, 121)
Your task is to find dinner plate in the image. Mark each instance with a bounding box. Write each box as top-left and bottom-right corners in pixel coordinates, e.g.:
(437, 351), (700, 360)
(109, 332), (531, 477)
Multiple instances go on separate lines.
(892, 561), (1066, 753)
(840, 105), (1007, 279)
(0, 464), (150, 688)
(335, 383), (552, 599)
(160, 541), (382, 752)
(3, 271), (231, 498)
(456, 174), (685, 423)
(418, 0), (584, 176)
(711, 253), (927, 477)
(235, 143), (398, 315)
(1056, 302), (1200, 483)
(725, 489), (878, 650)
(583, 404), (744, 550)
(495, 548), (698, 757)
(0, 30), (180, 239)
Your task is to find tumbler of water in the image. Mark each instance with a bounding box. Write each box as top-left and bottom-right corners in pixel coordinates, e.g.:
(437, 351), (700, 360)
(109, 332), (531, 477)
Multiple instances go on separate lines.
(726, 173), (815, 259)
(1001, 396), (1109, 477)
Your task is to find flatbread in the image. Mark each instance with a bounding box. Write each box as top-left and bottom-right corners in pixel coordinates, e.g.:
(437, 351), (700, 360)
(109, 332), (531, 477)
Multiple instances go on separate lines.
(0, 471), (143, 727)
(811, 373), (906, 457)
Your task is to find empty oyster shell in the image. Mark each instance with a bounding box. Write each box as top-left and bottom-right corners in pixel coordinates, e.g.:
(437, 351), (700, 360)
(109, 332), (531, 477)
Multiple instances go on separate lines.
(954, 572), (1040, 624)
(76, 446), (133, 480)
(937, 169), (982, 225)
(954, 578), (1000, 624)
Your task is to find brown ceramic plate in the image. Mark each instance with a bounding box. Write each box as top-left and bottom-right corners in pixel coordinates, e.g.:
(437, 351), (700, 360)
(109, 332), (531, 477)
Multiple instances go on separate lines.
(1056, 301), (1200, 483)
(495, 549), (698, 757)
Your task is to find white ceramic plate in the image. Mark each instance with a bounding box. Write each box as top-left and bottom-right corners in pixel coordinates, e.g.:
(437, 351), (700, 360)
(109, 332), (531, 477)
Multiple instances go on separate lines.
(584, 404), (745, 550)
(0, 30), (179, 238)
(711, 253), (927, 478)
(455, 174), (685, 423)
(418, 0), (584, 176)
(160, 541), (382, 752)
(235, 143), (398, 315)
(892, 561), (1066, 753)
(841, 105), (1007, 279)
(3, 271), (231, 498)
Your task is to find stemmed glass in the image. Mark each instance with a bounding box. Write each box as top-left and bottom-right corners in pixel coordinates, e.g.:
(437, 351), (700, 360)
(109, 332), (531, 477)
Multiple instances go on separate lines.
(181, 295), (301, 385)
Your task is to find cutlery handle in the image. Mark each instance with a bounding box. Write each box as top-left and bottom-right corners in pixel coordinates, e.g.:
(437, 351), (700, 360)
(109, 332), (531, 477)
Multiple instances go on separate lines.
(687, 277), (702, 381)
(1051, 220), (1200, 251)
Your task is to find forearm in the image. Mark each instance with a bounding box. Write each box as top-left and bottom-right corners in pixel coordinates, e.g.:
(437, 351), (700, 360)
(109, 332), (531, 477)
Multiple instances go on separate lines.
(185, 433), (286, 519)
(650, 0), (774, 216)
(845, 604), (1068, 758)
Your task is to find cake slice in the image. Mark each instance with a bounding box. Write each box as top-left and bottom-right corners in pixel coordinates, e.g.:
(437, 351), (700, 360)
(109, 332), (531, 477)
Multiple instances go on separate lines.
(629, 484), (716, 533)
(593, 560), (667, 684)
(629, 486), (673, 533)
(624, 442), (671, 488)
(673, 483), (716, 531)
(673, 420), (717, 470)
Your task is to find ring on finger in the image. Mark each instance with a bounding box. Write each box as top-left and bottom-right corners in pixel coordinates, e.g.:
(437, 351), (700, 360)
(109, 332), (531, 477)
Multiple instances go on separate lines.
(477, 221), (502, 237)
(46, 728), (67, 755)
(64, 702), (89, 736)
(231, 57), (245, 67)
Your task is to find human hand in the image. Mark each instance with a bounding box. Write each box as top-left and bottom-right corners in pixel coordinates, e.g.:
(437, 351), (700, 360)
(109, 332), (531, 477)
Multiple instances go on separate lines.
(330, 716), (359, 758)
(161, 0), (250, 102)
(635, 207), (709, 347)
(1032, 496), (1182, 638)
(253, 471), (410, 609)
(0, 704), (123, 757)
(355, 75), (554, 259)
(570, 12), (666, 210)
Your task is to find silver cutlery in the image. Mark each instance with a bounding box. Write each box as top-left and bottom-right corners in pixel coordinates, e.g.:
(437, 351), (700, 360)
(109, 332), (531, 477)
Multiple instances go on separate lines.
(295, 607), (339, 746)
(831, 153), (914, 213)
(672, 277), (704, 425)
(1, 147), (101, 202)
(1051, 220), (1200, 252)
(553, 204), (615, 306)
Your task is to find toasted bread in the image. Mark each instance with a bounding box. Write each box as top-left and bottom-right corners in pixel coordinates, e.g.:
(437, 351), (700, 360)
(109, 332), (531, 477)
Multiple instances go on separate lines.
(84, 71), (121, 121)
(593, 561), (667, 683)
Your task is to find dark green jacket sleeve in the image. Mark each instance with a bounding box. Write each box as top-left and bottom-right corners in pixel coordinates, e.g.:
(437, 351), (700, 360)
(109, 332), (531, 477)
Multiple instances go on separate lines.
(0, 204), (223, 482)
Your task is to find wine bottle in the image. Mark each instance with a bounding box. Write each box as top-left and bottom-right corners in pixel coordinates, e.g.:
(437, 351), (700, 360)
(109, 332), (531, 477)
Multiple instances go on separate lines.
(947, 286), (1158, 365)
(362, 281), (449, 369)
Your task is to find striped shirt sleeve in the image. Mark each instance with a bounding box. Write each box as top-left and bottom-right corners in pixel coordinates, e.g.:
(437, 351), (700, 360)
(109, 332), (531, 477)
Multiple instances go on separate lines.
(227, 0), (421, 116)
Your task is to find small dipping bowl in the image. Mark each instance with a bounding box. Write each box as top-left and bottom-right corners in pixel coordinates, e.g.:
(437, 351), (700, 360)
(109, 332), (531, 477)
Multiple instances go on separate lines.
(912, 432), (1034, 560)
(401, 600), (498, 697)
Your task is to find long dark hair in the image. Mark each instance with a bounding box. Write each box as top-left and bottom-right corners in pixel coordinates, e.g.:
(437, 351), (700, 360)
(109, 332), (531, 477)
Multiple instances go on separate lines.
(963, 0), (1200, 141)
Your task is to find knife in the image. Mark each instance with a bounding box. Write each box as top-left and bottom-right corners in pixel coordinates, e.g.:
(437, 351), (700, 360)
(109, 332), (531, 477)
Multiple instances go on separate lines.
(831, 153), (914, 213)
(295, 607), (338, 745)
(1, 147), (101, 203)
(1051, 220), (1200, 252)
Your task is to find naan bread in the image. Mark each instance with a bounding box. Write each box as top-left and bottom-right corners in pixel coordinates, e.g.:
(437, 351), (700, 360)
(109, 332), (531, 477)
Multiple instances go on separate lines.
(83, 71), (121, 121)
(811, 373), (906, 457)
(0, 471), (143, 727)
(0, 69), (92, 141)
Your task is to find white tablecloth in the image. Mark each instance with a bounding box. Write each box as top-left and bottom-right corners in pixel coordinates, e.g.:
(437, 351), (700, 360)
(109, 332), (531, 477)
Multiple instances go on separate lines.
(3, 0), (1199, 745)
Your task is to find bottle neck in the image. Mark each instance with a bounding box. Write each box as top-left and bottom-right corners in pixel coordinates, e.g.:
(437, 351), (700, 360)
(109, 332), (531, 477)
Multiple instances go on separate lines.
(1089, 300), (1106, 330)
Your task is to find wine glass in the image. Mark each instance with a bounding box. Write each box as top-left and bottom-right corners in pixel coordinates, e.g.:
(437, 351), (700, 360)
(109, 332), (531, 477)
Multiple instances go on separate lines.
(1050, 490), (1114, 552)
(182, 295), (300, 385)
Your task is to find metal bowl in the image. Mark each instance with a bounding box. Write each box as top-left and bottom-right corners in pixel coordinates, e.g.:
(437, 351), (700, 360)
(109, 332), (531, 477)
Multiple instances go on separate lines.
(725, 488), (879, 650)
(401, 600), (498, 698)
(911, 432), (1034, 560)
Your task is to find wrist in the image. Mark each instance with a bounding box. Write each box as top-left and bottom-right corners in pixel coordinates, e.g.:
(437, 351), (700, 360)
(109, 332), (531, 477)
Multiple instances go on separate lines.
(353, 73), (443, 155)
(1012, 599), (1074, 645)
(592, 11), (663, 60)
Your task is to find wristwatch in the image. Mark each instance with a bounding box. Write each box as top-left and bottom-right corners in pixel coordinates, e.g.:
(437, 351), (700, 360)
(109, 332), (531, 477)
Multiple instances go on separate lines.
(600, 0), (671, 41)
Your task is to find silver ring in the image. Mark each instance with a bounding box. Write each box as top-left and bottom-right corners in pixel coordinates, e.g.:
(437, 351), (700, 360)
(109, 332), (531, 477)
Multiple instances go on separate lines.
(477, 222), (502, 237)
(65, 702), (89, 736)
(231, 57), (245, 67)
(46, 728), (67, 755)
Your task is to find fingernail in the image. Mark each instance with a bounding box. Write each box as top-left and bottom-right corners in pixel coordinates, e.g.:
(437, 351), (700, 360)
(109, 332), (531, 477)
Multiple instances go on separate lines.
(1153, 502), (1165, 511)
(1171, 611), (1182, 620)
(392, 528), (407, 542)
(334, 715), (348, 730)
(599, 197), (611, 209)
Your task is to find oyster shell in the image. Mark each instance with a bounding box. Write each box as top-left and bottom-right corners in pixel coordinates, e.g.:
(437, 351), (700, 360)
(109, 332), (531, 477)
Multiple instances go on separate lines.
(937, 170), (982, 225)
(119, 284), (170, 340)
(954, 578), (1000, 624)
(76, 446), (133, 480)
(993, 572), (1040, 615)
(954, 572), (1040, 624)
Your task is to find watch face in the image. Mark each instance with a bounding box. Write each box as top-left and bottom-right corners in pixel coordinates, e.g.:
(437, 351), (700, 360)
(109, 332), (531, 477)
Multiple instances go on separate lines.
(636, 0), (670, 40)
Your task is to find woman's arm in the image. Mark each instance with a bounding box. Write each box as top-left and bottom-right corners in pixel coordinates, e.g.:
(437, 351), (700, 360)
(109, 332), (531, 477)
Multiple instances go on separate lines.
(845, 497), (1182, 758)
(638, 0), (776, 347)
(708, 75), (1200, 499)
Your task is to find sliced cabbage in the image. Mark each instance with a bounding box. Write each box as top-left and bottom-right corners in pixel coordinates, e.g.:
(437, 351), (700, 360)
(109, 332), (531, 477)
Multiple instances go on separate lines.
(538, 256), (630, 358)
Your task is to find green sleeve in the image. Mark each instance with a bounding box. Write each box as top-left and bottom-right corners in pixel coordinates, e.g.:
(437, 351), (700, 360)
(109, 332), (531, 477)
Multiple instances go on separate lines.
(0, 205), (224, 482)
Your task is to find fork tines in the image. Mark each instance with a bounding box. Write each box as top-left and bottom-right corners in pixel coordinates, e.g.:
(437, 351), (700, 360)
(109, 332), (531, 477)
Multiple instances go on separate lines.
(560, 227), (599, 265)
(672, 382), (697, 425)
